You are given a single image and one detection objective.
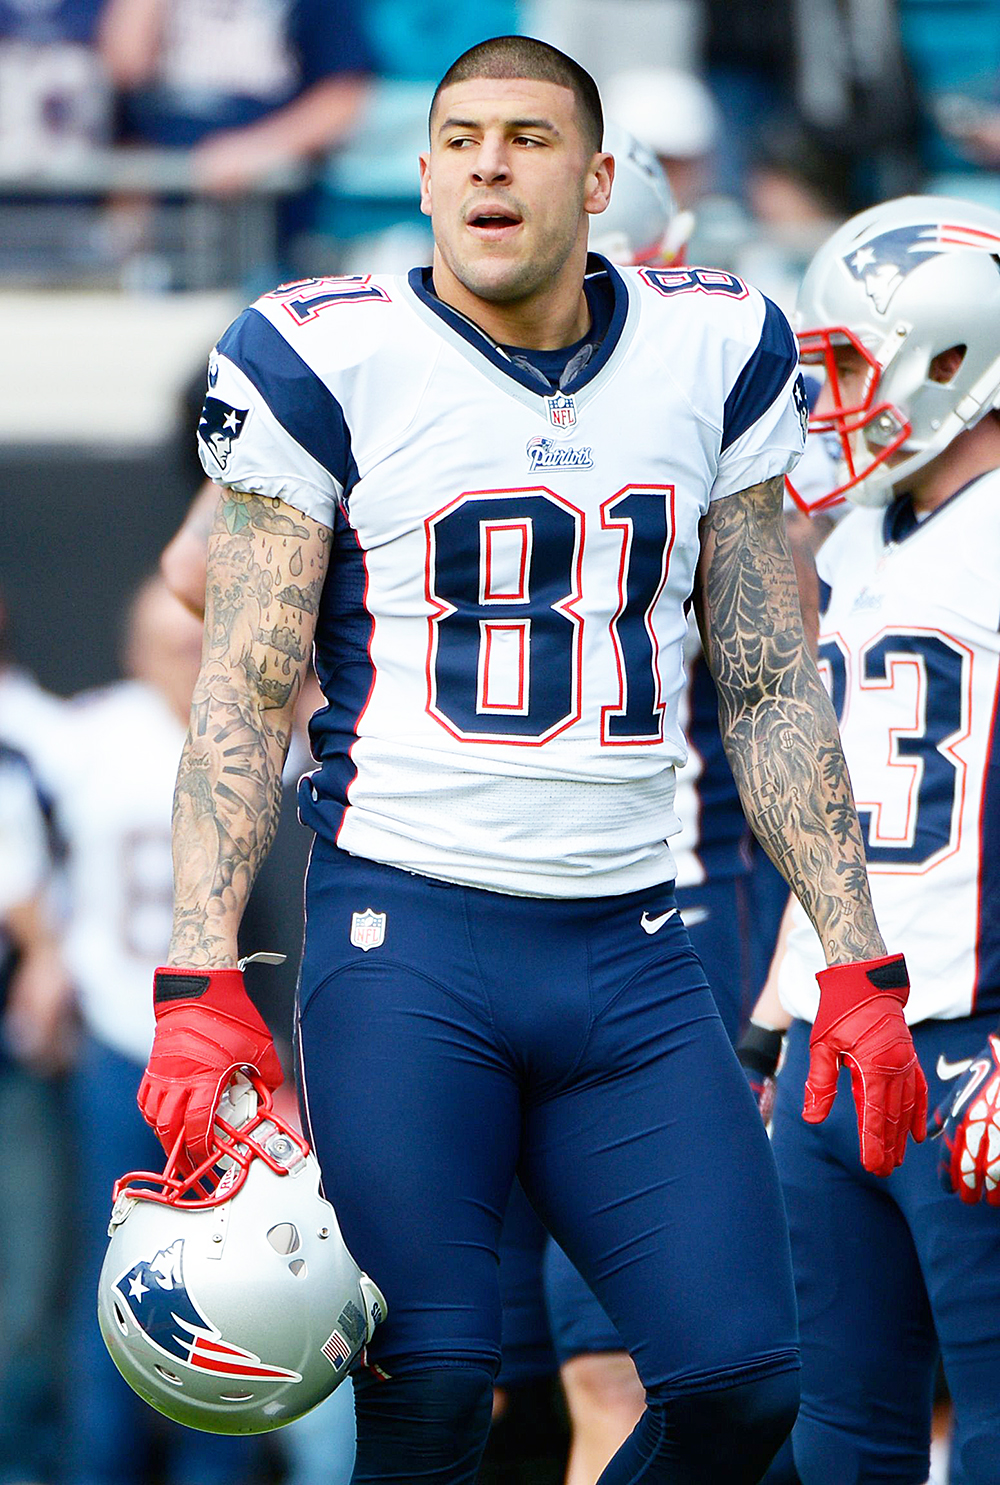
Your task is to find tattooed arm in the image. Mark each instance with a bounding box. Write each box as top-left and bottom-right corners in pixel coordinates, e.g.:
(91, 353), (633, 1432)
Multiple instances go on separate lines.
(167, 489), (330, 967)
(694, 474), (883, 966)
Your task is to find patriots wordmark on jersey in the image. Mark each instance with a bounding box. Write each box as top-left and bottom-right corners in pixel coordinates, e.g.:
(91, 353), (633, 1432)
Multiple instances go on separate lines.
(778, 474), (1000, 1023)
(198, 260), (805, 899)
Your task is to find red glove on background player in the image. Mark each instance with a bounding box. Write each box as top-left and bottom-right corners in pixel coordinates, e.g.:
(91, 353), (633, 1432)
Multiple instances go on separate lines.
(804, 953), (927, 1177)
(138, 966), (283, 1164)
(931, 1032), (1000, 1204)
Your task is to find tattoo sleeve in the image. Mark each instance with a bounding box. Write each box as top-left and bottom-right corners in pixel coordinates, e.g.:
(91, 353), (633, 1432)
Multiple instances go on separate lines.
(167, 490), (330, 967)
(694, 475), (885, 965)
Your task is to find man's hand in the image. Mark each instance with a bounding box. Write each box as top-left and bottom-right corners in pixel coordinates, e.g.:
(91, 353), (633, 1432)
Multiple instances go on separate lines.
(931, 1034), (1000, 1204)
(804, 953), (927, 1176)
(138, 967), (283, 1164)
(736, 1022), (784, 1125)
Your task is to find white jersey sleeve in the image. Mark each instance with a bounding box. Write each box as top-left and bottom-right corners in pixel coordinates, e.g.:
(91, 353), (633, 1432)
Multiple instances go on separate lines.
(709, 291), (806, 501)
(197, 293), (364, 528)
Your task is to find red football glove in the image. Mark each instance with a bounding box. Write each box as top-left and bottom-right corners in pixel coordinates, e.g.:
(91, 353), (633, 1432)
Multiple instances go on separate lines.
(138, 966), (283, 1165)
(804, 953), (927, 1177)
(931, 1033), (1000, 1204)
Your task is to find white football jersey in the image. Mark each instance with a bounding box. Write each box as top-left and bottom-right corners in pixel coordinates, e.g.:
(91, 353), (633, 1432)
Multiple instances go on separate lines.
(199, 259), (805, 897)
(57, 682), (183, 1063)
(0, 745), (49, 917)
(778, 471), (1000, 1023)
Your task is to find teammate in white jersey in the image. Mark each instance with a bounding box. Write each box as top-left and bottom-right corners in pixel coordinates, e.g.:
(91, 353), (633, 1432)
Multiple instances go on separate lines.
(749, 195), (1000, 1485)
(139, 37), (926, 1485)
(61, 578), (262, 1485)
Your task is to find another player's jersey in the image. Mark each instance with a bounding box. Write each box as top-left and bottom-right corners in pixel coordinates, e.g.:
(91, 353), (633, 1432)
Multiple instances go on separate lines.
(200, 259), (804, 897)
(778, 472), (1000, 1022)
(57, 682), (183, 1063)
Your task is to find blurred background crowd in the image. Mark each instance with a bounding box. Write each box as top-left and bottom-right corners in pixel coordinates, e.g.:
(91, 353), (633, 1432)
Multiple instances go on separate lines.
(1, 2), (997, 1483)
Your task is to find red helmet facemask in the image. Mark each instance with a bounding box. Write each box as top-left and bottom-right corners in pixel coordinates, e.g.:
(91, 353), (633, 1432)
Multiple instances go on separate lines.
(786, 325), (912, 514)
(112, 1081), (309, 1213)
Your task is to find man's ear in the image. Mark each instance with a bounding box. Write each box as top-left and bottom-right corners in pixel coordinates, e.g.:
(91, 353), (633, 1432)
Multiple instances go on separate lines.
(584, 151), (614, 218)
(418, 152), (432, 218)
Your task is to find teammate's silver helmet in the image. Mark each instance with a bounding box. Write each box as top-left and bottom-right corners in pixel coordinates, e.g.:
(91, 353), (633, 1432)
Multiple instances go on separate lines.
(590, 121), (693, 267)
(791, 195), (1000, 508)
(98, 1077), (386, 1434)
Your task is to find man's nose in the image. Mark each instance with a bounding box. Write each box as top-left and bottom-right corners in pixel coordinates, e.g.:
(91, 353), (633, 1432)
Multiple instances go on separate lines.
(471, 137), (512, 184)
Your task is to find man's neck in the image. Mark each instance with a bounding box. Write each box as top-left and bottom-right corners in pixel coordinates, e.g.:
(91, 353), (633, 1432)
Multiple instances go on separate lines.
(429, 250), (593, 350)
(909, 418), (1000, 513)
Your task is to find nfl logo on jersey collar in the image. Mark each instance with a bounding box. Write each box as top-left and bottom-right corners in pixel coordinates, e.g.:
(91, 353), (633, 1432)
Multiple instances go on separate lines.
(546, 393), (577, 430)
(351, 908), (386, 951)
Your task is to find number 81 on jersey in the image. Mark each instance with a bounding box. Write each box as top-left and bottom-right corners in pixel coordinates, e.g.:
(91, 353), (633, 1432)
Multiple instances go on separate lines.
(425, 485), (676, 746)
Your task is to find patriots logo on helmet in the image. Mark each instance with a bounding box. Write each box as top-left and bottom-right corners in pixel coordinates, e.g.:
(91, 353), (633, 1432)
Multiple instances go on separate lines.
(198, 397), (248, 471)
(844, 221), (1000, 313)
(114, 1239), (301, 1382)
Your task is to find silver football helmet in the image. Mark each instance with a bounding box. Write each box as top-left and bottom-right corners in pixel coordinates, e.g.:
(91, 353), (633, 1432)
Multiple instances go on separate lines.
(590, 121), (693, 267)
(791, 194), (1000, 508)
(98, 1076), (386, 1434)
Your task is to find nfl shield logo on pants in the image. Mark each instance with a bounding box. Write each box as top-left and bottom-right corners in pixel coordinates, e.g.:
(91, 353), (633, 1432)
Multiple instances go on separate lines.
(351, 908), (386, 951)
(547, 393), (576, 430)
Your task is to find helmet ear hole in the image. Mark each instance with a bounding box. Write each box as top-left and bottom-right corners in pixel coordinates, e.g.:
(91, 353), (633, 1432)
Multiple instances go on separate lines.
(219, 1391), (254, 1402)
(289, 1258), (307, 1277)
(267, 1223), (300, 1255)
(154, 1365), (184, 1387)
(112, 1302), (130, 1337)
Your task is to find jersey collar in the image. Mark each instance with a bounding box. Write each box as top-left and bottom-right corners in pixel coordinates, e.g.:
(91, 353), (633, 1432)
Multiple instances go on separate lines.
(404, 254), (632, 402)
(882, 468), (998, 545)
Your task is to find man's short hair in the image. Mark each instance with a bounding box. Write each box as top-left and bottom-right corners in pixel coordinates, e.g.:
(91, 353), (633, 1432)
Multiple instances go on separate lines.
(430, 35), (603, 153)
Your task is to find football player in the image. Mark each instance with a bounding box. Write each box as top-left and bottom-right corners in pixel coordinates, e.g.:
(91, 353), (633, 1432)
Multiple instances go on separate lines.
(753, 195), (1000, 1485)
(142, 36), (925, 1485)
(59, 578), (262, 1485)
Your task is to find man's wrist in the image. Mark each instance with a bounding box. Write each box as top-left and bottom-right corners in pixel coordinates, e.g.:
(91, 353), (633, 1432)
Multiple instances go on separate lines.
(737, 1022), (784, 1082)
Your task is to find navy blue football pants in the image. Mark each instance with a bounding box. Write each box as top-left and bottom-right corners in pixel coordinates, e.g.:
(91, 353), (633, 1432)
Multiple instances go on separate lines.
(297, 846), (799, 1483)
(768, 1014), (1000, 1485)
(539, 873), (754, 1368)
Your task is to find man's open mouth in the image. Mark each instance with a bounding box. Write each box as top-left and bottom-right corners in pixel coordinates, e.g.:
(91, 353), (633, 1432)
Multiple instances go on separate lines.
(467, 207), (523, 235)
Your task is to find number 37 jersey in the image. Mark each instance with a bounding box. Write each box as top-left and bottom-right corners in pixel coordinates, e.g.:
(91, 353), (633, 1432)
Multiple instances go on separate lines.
(199, 259), (805, 898)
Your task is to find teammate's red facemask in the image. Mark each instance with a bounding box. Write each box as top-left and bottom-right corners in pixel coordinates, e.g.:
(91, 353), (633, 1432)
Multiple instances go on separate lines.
(785, 324), (912, 514)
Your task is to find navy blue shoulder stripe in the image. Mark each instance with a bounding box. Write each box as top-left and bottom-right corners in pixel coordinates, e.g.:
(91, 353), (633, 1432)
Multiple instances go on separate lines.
(818, 577), (832, 618)
(216, 307), (359, 491)
(721, 296), (798, 453)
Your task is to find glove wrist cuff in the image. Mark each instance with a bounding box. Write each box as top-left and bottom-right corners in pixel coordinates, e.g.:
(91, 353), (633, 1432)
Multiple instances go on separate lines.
(153, 966), (250, 1017)
(813, 953), (909, 1039)
(737, 1023), (784, 1081)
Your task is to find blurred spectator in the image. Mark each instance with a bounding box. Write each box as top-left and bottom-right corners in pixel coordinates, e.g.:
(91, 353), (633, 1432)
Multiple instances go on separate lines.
(0, 0), (112, 168)
(58, 575), (263, 1485)
(0, 737), (73, 1485)
(98, 0), (373, 197)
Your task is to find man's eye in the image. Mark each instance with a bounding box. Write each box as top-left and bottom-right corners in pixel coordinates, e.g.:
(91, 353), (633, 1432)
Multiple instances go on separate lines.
(447, 136), (475, 149)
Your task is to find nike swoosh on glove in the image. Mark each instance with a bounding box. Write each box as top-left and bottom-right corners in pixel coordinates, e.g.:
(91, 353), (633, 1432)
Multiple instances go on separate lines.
(931, 1033), (1000, 1204)
(138, 967), (283, 1165)
(804, 953), (927, 1177)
